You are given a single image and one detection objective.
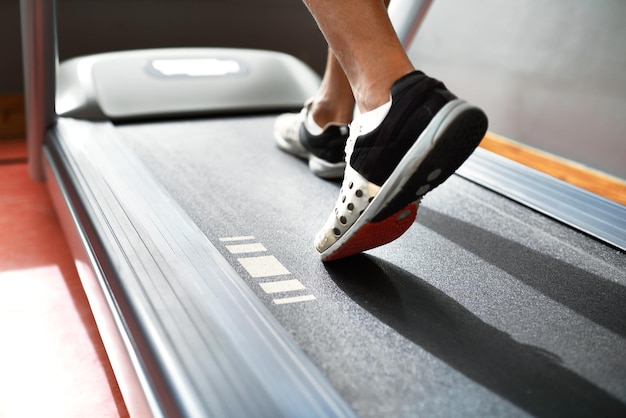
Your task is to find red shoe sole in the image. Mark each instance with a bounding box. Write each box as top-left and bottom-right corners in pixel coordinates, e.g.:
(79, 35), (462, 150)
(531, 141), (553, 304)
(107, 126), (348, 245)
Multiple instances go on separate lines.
(321, 203), (419, 262)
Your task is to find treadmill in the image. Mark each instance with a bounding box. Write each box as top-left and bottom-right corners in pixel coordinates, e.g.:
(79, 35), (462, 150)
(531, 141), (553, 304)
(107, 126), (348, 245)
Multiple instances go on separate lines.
(21, 0), (626, 417)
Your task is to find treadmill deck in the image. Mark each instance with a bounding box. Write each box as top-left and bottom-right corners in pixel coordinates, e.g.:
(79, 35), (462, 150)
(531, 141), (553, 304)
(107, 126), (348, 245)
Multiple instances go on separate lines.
(110, 114), (626, 417)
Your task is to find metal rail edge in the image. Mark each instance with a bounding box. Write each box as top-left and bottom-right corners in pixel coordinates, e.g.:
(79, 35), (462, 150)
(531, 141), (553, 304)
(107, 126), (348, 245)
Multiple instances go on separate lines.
(45, 117), (357, 418)
(458, 147), (626, 252)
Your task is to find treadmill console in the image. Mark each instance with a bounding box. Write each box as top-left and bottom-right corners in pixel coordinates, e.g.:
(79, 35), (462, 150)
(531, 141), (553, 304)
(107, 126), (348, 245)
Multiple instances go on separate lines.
(56, 48), (321, 121)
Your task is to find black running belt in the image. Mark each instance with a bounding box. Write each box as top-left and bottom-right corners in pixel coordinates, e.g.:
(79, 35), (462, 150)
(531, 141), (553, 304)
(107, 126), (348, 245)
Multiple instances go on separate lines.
(48, 115), (626, 417)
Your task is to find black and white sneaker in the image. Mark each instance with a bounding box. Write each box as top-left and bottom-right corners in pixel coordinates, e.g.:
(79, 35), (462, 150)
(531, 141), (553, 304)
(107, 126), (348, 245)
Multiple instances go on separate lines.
(315, 71), (488, 261)
(274, 99), (350, 179)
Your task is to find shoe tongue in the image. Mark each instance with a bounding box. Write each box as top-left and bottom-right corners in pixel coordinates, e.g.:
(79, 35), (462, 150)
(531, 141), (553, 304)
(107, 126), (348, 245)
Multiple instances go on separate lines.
(355, 100), (392, 135)
(345, 99), (392, 163)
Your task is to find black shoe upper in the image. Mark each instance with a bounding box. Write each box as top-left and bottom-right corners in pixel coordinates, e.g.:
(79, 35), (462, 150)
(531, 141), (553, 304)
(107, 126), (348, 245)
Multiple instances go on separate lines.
(350, 71), (457, 186)
(299, 123), (349, 165)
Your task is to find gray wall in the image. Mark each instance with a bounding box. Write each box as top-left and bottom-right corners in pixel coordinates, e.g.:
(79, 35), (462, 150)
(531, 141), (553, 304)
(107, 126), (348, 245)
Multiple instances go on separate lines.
(2, 0), (625, 180)
(409, 0), (626, 179)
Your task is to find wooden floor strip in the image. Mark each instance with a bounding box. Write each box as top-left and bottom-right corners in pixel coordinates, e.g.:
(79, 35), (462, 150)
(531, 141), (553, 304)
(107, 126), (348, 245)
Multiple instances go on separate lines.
(0, 94), (26, 140)
(0, 138), (28, 161)
(480, 133), (626, 206)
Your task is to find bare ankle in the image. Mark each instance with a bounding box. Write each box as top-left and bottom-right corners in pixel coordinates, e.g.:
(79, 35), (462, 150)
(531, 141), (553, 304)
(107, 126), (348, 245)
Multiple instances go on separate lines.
(354, 67), (415, 112)
(310, 97), (355, 127)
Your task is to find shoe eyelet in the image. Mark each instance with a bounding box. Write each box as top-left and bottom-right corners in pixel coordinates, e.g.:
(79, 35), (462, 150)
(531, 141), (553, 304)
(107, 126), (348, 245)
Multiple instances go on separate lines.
(355, 189), (363, 198)
(347, 203), (355, 211)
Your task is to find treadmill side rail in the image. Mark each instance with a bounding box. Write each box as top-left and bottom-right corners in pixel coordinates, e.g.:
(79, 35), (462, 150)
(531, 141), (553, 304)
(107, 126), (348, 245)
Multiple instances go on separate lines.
(389, 0), (433, 47)
(20, 0), (58, 181)
(44, 145), (156, 418)
(458, 148), (626, 252)
(45, 117), (356, 418)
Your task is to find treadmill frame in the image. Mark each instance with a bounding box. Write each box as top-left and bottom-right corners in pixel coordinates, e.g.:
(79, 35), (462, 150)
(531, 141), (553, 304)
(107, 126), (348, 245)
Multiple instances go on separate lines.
(20, 0), (430, 416)
(20, 0), (626, 416)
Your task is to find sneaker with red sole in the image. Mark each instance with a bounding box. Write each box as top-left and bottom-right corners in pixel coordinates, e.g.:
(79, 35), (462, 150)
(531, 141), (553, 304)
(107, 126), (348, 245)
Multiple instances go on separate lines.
(315, 71), (488, 261)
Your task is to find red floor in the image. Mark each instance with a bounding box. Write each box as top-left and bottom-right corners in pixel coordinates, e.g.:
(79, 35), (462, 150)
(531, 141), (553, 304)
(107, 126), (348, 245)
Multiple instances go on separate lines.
(0, 139), (128, 417)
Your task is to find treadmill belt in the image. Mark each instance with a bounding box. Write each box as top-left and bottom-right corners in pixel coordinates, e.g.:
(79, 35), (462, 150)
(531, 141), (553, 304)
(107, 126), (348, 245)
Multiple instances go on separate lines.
(117, 115), (626, 417)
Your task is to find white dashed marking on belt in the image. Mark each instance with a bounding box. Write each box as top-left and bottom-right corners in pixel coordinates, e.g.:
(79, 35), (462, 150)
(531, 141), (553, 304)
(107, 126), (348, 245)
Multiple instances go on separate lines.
(219, 236), (315, 304)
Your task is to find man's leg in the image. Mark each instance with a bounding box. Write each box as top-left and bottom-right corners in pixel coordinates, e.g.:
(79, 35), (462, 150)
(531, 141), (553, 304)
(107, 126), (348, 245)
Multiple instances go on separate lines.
(302, 0), (412, 112)
(273, 1), (398, 179)
(303, 0), (489, 261)
(309, 49), (355, 128)
(273, 49), (354, 179)
(307, 0), (395, 123)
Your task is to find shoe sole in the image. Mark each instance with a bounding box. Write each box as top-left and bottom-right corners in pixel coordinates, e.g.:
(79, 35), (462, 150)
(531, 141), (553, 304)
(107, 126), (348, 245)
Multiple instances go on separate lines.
(321, 202), (419, 261)
(320, 99), (488, 261)
(274, 131), (309, 159)
(308, 155), (346, 179)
